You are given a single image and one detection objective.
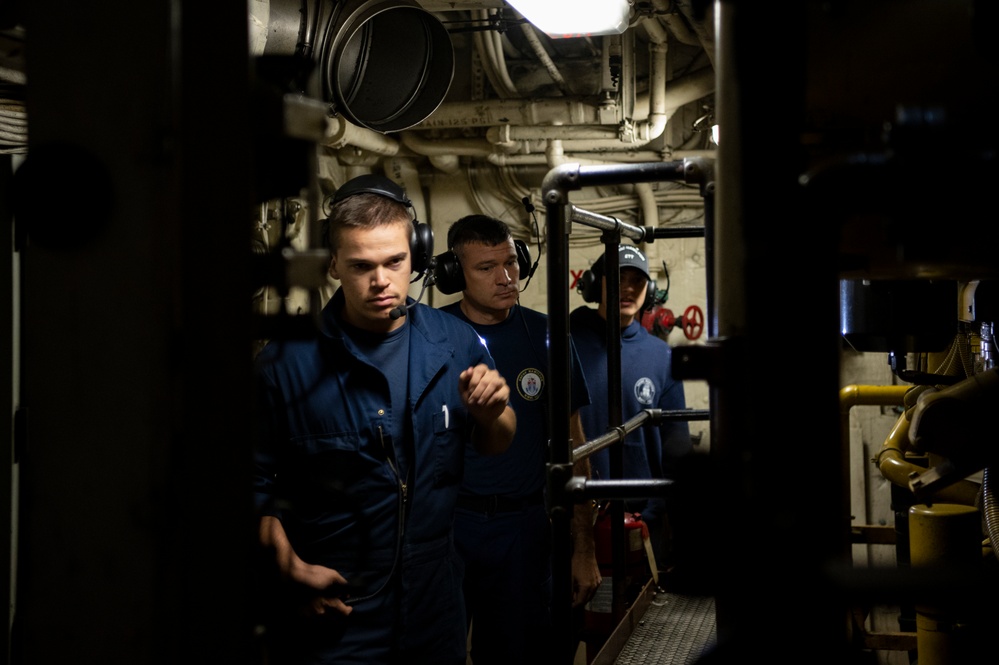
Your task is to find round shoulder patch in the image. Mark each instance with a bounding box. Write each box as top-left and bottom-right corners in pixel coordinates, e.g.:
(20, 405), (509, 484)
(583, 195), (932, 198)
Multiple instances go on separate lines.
(634, 377), (656, 405)
(517, 368), (544, 401)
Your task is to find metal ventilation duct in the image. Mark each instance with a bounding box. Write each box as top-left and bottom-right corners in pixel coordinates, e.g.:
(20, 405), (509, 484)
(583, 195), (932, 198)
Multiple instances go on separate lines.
(263, 0), (454, 133)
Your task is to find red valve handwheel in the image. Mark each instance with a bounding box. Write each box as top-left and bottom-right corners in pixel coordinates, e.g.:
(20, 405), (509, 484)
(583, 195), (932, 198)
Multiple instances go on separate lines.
(681, 304), (704, 340)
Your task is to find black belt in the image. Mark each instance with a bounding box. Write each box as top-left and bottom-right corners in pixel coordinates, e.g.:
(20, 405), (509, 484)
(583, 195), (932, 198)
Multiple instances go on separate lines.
(456, 490), (544, 515)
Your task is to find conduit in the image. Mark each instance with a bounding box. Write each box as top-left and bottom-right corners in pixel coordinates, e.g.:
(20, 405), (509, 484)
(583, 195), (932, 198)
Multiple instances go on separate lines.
(473, 9), (518, 99)
(519, 22), (571, 96)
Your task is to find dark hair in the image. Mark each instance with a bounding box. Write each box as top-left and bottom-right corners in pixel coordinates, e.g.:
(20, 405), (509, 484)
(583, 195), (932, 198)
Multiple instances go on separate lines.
(447, 214), (512, 256)
(325, 192), (411, 251)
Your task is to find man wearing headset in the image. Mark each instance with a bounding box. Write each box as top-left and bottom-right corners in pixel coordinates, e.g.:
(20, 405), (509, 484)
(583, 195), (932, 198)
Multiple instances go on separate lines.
(570, 244), (692, 571)
(252, 176), (516, 665)
(435, 214), (601, 664)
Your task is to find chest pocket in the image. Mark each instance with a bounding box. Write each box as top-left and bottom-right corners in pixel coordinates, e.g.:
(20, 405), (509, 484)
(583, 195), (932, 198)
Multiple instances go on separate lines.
(431, 407), (462, 486)
(294, 431), (360, 455)
(287, 431), (378, 493)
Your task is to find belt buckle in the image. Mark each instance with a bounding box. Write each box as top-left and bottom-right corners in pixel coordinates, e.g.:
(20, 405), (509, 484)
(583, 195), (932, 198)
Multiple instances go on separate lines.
(486, 495), (499, 515)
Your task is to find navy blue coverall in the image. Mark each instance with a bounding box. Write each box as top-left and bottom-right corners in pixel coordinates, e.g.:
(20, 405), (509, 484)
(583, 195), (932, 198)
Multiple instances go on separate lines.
(253, 289), (498, 664)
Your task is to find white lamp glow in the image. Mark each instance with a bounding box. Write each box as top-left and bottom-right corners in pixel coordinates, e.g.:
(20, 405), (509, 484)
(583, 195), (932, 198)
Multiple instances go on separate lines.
(506, 0), (632, 38)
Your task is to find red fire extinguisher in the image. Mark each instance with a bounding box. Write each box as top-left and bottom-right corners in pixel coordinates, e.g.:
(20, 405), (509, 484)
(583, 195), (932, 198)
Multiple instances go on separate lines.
(583, 504), (654, 646)
(592, 503), (649, 577)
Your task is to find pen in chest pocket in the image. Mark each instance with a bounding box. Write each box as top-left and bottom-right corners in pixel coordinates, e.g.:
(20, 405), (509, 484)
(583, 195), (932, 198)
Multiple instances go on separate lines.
(442, 403), (449, 429)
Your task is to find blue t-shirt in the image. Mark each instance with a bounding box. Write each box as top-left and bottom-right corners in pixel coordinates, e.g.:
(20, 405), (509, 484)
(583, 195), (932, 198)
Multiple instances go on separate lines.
(440, 302), (591, 498)
(343, 319), (411, 476)
(569, 306), (692, 522)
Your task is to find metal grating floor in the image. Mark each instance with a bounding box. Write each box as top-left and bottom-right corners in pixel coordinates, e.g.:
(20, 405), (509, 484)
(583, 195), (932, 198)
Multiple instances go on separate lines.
(590, 586), (717, 665)
(613, 592), (716, 665)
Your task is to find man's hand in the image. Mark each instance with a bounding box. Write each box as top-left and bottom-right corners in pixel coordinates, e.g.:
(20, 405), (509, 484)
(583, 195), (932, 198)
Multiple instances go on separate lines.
(260, 515), (354, 618)
(459, 363), (510, 419)
(571, 549), (602, 608)
(291, 560), (355, 618)
(459, 363), (515, 455)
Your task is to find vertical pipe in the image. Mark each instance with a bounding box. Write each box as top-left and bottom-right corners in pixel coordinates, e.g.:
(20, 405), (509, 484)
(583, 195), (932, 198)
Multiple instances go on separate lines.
(908, 504), (982, 664)
(714, 0), (848, 657)
(600, 232), (628, 620)
(543, 166), (576, 663)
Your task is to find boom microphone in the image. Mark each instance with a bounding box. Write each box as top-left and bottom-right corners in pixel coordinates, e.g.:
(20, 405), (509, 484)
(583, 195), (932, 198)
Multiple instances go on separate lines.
(389, 259), (437, 320)
(389, 302), (414, 320)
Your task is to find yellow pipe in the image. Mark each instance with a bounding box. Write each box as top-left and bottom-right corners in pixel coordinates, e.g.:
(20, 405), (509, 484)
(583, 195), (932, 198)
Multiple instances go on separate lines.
(841, 385), (979, 506)
(874, 416), (979, 505)
(909, 503), (982, 665)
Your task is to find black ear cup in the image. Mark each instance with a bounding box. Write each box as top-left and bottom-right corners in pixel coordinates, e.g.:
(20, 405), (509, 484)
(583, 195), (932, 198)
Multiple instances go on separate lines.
(515, 239), (532, 279)
(643, 279), (657, 311)
(433, 250), (463, 295)
(410, 220), (434, 275)
(577, 269), (601, 303)
(330, 174), (434, 275)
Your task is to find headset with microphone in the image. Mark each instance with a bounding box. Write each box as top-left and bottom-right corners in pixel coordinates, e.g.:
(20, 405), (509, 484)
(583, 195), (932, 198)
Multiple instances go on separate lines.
(577, 247), (657, 312)
(434, 239), (532, 295)
(433, 205), (540, 295)
(325, 173), (436, 320)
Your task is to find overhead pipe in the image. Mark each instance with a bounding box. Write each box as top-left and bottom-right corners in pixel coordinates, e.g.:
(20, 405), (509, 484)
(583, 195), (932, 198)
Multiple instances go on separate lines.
(473, 8), (519, 99)
(479, 38), (673, 146)
(400, 132), (494, 158)
(410, 67), (714, 133)
(649, 0), (701, 48)
(485, 151), (668, 167)
(400, 131), (682, 169)
(322, 114), (400, 155)
(635, 183), (659, 227)
(428, 154), (460, 174)
(519, 21), (572, 96)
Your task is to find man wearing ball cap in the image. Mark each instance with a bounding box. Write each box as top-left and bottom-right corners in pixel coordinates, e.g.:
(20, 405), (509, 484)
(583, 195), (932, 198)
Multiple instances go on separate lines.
(571, 243), (692, 570)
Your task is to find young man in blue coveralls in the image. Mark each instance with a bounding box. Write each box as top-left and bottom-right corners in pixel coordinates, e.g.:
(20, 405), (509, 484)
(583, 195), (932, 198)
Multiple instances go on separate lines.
(436, 215), (602, 664)
(252, 176), (516, 665)
(570, 244), (692, 570)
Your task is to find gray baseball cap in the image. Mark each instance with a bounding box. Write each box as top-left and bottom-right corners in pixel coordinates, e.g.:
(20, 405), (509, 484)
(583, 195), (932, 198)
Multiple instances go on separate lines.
(592, 244), (651, 280)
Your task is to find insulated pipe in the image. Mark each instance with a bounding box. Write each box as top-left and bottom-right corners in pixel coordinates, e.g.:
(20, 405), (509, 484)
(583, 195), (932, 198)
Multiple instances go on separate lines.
(642, 13), (670, 45)
(519, 22), (571, 95)
(428, 154), (460, 174)
(473, 9), (518, 99)
(483, 39), (671, 145)
(411, 67), (715, 131)
(635, 183), (659, 227)
(644, 40), (669, 141)
(489, 124), (621, 142)
(322, 115), (400, 155)
(400, 132), (494, 158)
(486, 151), (668, 167)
